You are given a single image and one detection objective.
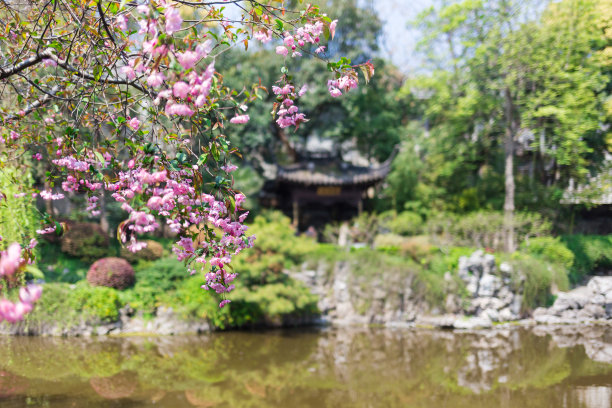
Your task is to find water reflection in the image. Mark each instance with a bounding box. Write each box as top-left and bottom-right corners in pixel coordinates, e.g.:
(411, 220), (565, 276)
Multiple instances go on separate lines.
(0, 327), (610, 407)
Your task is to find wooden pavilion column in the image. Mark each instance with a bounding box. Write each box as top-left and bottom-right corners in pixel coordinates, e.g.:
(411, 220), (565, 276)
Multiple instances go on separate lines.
(292, 200), (299, 229)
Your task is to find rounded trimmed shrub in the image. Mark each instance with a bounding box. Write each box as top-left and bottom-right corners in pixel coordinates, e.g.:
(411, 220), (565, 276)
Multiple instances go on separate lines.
(87, 257), (135, 290)
(60, 222), (110, 261)
(120, 240), (164, 263)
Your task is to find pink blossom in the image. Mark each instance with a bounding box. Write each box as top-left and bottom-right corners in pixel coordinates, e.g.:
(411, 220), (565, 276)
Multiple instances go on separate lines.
(330, 19), (338, 39)
(276, 46), (288, 57)
(0, 300), (17, 323)
(19, 285), (42, 304)
(283, 36), (295, 47)
(165, 103), (194, 117)
(202, 62), (215, 80)
(235, 193), (246, 206)
(173, 81), (190, 98)
(315, 46), (326, 54)
(120, 65), (136, 80)
(254, 30), (272, 43)
(221, 164), (238, 173)
(39, 190), (65, 200)
(142, 38), (158, 54)
(0, 243), (21, 276)
(36, 225), (56, 235)
(229, 114), (249, 124)
(32, 153), (42, 161)
(177, 50), (199, 70)
(127, 239), (148, 253)
(338, 74), (358, 91)
(147, 71), (165, 88)
(298, 84), (309, 97)
(147, 196), (163, 210)
(43, 58), (57, 67)
(195, 40), (214, 59)
(127, 117), (141, 130)
(165, 7), (183, 34)
(219, 299), (231, 308)
(272, 84), (293, 95)
(329, 87), (342, 98)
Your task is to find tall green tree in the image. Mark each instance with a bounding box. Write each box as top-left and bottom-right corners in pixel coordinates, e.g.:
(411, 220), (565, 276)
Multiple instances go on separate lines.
(406, 0), (610, 250)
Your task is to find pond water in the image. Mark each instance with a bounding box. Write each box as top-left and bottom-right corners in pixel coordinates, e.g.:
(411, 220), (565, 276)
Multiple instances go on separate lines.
(0, 326), (611, 408)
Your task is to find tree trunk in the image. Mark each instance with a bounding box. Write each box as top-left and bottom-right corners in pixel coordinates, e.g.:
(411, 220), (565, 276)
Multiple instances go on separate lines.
(272, 122), (298, 162)
(503, 88), (517, 253)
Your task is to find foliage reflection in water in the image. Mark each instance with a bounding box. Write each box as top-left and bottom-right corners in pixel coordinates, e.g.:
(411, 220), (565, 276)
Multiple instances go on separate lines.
(0, 327), (611, 407)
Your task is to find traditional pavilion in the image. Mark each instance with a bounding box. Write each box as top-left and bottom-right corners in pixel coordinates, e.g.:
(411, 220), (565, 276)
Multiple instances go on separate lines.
(260, 149), (393, 231)
(561, 163), (612, 234)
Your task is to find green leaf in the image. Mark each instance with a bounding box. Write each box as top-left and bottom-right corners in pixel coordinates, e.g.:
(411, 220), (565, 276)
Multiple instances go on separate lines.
(93, 65), (103, 81)
(94, 151), (106, 165)
(25, 264), (44, 279)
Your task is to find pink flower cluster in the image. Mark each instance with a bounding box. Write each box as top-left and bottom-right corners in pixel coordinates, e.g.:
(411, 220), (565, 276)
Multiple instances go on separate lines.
(0, 243), (42, 323)
(327, 74), (358, 98)
(0, 285), (42, 323)
(0, 243), (22, 276)
(115, 7), (218, 119)
(102, 162), (254, 289)
(273, 84), (308, 128)
(274, 21), (327, 58)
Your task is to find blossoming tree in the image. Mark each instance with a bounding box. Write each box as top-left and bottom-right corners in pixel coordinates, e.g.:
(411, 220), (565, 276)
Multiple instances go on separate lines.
(0, 0), (373, 319)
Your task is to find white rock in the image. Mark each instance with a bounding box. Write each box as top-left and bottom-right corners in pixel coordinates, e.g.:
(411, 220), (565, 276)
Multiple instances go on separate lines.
(498, 307), (516, 322)
(478, 274), (502, 297)
(481, 308), (500, 322)
(499, 262), (512, 275)
(453, 315), (492, 329)
(587, 276), (612, 296)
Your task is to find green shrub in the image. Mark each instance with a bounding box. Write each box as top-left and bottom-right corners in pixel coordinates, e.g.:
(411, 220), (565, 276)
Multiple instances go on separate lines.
(428, 211), (551, 251)
(134, 257), (188, 292)
(561, 234), (612, 282)
(0, 166), (38, 249)
(70, 285), (122, 321)
(119, 285), (158, 316)
(382, 211), (424, 236)
(159, 212), (321, 329)
(25, 283), (121, 326)
(37, 242), (90, 283)
(505, 253), (569, 310)
(520, 237), (574, 269)
(373, 233), (405, 254)
(165, 275), (233, 328)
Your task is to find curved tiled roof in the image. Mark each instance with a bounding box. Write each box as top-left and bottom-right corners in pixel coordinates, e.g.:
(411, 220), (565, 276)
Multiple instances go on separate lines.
(276, 161), (391, 186)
